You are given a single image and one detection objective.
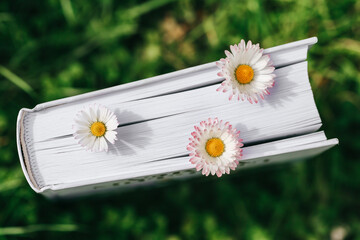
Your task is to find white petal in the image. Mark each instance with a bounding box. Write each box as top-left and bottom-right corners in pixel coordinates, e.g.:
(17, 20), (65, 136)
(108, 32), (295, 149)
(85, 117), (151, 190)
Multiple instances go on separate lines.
(99, 137), (108, 152)
(83, 135), (96, 150)
(89, 105), (98, 122)
(80, 110), (93, 124)
(105, 117), (118, 130)
(257, 67), (274, 75)
(105, 130), (117, 144)
(249, 51), (263, 65)
(73, 123), (90, 132)
(246, 40), (252, 49)
(94, 138), (102, 152)
(74, 116), (90, 127)
(98, 106), (108, 123)
(75, 128), (91, 134)
(253, 55), (269, 71)
(254, 74), (274, 83)
(74, 132), (92, 141)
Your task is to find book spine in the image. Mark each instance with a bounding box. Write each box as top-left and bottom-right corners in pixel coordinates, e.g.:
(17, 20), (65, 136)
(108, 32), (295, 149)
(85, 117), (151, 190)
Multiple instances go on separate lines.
(17, 109), (51, 193)
(17, 109), (41, 192)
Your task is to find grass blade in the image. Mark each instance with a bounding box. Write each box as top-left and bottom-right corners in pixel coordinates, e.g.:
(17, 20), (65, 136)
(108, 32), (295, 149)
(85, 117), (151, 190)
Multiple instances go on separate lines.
(0, 224), (79, 235)
(123, 0), (176, 19)
(0, 65), (35, 98)
(60, 0), (76, 25)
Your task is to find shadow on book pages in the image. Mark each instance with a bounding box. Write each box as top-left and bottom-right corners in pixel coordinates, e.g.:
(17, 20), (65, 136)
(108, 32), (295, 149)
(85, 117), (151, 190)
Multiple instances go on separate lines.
(16, 37), (338, 199)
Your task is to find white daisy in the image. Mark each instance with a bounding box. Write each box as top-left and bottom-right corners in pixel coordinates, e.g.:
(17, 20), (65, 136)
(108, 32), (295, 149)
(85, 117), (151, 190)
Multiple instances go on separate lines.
(73, 104), (119, 152)
(187, 118), (243, 177)
(216, 39), (276, 103)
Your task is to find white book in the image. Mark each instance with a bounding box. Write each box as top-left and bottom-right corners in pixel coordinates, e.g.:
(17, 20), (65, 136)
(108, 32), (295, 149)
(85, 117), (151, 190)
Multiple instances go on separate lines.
(16, 37), (338, 198)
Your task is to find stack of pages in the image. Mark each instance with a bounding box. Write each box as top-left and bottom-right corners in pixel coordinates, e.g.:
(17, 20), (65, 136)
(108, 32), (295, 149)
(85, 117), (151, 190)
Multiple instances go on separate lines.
(17, 37), (338, 198)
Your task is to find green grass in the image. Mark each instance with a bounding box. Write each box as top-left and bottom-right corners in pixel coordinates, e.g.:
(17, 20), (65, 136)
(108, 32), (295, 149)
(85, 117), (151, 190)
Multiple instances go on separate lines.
(0, 0), (359, 239)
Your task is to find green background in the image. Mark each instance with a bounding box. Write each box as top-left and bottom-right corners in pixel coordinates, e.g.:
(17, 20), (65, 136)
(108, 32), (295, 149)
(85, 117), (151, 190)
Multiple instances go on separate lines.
(0, 0), (359, 239)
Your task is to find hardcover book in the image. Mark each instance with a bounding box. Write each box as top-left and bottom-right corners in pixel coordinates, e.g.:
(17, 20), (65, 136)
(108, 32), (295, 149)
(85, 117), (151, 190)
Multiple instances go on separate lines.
(16, 37), (338, 198)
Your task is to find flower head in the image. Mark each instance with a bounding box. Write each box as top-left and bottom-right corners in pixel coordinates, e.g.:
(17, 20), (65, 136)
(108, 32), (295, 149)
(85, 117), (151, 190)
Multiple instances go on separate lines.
(216, 39), (275, 103)
(73, 104), (118, 152)
(187, 118), (243, 177)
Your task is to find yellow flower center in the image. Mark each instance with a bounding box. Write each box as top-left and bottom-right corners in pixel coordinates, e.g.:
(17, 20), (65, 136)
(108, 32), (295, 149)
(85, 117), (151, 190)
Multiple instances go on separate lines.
(90, 122), (106, 137)
(205, 138), (225, 157)
(235, 65), (254, 84)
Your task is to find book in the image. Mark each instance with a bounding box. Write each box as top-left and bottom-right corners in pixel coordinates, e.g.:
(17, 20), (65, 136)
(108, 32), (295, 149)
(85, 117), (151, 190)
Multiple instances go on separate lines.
(16, 37), (338, 198)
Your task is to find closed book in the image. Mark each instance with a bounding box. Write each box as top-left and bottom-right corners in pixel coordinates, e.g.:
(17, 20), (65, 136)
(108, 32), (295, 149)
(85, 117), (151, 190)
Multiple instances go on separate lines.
(16, 37), (338, 198)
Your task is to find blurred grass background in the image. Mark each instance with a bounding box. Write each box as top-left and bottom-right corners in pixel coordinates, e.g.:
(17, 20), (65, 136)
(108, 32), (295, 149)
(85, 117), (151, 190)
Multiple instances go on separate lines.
(0, 0), (359, 239)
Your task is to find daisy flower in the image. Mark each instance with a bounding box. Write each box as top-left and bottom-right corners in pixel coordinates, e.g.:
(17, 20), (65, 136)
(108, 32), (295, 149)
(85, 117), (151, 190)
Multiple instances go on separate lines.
(187, 118), (243, 177)
(73, 104), (119, 152)
(216, 39), (275, 103)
